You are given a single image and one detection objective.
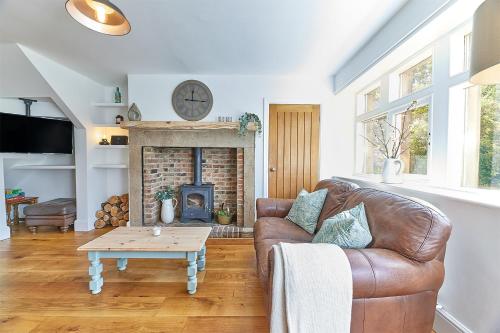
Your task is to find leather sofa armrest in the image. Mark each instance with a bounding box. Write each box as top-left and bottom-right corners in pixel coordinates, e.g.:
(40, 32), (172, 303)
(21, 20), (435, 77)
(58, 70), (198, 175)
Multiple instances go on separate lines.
(267, 247), (445, 300)
(256, 198), (295, 218)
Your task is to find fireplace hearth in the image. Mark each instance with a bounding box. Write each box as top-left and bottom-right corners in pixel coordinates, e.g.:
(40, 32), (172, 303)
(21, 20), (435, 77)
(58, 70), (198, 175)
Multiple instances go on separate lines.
(180, 148), (214, 222)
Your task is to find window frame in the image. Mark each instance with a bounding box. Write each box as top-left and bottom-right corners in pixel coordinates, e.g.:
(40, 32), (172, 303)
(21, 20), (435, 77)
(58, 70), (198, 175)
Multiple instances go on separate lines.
(356, 81), (381, 116)
(388, 49), (434, 102)
(353, 18), (500, 195)
(355, 95), (433, 179)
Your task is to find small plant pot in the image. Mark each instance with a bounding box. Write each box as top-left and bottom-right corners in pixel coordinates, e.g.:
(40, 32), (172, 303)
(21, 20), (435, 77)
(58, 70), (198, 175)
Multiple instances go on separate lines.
(217, 214), (233, 225)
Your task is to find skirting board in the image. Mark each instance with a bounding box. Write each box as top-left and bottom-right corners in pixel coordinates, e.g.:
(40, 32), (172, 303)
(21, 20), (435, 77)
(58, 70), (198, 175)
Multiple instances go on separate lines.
(434, 307), (473, 333)
(73, 218), (95, 232)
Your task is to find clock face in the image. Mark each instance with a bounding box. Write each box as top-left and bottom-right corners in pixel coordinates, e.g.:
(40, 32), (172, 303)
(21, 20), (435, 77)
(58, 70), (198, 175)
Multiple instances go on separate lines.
(172, 80), (213, 121)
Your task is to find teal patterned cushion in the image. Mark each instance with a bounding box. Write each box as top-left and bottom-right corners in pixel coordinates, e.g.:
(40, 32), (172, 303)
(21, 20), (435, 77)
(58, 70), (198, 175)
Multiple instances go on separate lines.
(312, 203), (372, 249)
(286, 189), (328, 234)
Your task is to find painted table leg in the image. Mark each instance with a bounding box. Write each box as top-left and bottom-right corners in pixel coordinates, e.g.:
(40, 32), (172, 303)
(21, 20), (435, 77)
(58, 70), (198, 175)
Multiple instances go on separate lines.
(88, 252), (103, 294)
(197, 244), (206, 272)
(117, 258), (128, 271)
(187, 251), (198, 294)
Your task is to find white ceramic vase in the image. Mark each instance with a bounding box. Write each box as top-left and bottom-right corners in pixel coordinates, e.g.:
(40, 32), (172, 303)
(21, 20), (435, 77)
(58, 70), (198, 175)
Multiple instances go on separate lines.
(160, 198), (178, 224)
(382, 158), (404, 184)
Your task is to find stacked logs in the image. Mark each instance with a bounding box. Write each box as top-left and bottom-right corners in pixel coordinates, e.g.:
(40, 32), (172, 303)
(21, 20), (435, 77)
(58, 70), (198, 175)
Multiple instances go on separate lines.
(94, 193), (129, 229)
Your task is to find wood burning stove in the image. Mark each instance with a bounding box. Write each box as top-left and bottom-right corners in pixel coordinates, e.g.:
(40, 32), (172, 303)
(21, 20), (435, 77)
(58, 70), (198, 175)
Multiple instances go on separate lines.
(180, 148), (214, 222)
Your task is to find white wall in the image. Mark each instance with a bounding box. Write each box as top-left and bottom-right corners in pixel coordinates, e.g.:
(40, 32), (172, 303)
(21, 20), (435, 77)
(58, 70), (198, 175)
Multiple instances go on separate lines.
(128, 74), (335, 199)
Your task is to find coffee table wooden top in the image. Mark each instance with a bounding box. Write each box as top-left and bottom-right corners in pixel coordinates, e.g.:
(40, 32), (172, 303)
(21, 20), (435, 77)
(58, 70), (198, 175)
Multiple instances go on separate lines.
(77, 227), (212, 252)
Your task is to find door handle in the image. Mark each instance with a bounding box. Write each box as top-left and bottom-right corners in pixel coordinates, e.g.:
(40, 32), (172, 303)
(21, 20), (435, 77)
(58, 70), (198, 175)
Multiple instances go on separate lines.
(270, 167), (277, 172)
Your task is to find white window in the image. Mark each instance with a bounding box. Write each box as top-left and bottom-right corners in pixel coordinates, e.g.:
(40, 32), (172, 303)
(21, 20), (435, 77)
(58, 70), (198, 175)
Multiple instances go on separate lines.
(450, 24), (472, 76)
(463, 32), (472, 71)
(462, 84), (500, 189)
(399, 56), (433, 97)
(361, 116), (386, 174)
(365, 87), (381, 113)
(394, 104), (430, 175)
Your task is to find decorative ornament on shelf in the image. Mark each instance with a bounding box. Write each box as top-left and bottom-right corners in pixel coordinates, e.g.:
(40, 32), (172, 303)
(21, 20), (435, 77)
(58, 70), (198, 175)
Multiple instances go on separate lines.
(362, 100), (419, 184)
(98, 132), (110, 145)
(128, 103), (142, 121)
(115, 114), (124, 124)
(155, 186), (178, 224)
(238, 112), (262, 136)
(114, 87), (122, 103)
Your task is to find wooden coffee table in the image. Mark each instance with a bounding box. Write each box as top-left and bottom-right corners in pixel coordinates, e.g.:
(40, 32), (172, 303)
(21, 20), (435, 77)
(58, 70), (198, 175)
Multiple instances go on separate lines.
(77, 226), (212, 295)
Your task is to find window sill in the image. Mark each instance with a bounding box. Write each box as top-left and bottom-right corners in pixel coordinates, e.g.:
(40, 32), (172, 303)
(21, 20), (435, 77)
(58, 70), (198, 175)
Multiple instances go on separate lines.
(339, 174), (500, 210)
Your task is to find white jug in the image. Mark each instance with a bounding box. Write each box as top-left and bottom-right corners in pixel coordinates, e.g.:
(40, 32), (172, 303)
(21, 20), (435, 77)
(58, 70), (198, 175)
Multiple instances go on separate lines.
(382, 158), (404, 184)
(161, 198), (178, 224)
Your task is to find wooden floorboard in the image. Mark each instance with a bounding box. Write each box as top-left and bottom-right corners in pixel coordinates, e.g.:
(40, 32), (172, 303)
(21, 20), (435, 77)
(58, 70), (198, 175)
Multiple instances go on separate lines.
(0, 225), (268, 333)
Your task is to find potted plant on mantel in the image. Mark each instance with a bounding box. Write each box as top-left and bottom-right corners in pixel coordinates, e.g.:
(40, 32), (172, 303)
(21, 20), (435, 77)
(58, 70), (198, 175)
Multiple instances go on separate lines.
(362, 100), (419, 184)
(238, 113), (262, 136)
(155, 186), (178, 224)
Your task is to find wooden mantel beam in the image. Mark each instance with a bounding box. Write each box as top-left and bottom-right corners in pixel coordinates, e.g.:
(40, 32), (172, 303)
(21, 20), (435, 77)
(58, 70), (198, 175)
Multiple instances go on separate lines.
(120, 121), (256, 131)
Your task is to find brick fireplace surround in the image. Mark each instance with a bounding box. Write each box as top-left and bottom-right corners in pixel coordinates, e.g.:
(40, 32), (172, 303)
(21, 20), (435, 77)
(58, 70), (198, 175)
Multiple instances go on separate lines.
(143, 147), (244, 225)
(123, 122), (256, 228)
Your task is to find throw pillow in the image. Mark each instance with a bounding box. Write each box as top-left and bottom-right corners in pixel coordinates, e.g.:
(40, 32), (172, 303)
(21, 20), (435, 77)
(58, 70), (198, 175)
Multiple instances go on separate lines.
(286, 188), (328, 234)
(312, 202), (372, 248)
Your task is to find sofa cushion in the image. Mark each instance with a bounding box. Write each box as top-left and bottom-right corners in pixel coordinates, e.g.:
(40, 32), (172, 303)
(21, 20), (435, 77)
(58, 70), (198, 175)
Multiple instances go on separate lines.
(286, 189), (327, 234)
(316, 178), (360, 232)
(313, 203), (372, 248)
(254, 217), (314, 243)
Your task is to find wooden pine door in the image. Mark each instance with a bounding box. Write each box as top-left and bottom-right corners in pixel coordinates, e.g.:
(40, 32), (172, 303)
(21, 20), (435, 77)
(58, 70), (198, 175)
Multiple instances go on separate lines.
(268, 104), (320, 199)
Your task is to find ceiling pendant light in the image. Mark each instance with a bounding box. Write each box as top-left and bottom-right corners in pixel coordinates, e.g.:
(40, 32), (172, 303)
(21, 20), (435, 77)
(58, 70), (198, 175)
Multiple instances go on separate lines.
(469, 0), (500, 84)
(66, 0), (131, 36)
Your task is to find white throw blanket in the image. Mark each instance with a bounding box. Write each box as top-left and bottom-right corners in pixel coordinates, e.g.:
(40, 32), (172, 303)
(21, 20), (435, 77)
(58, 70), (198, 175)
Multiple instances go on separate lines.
(270, 243), (353, 333)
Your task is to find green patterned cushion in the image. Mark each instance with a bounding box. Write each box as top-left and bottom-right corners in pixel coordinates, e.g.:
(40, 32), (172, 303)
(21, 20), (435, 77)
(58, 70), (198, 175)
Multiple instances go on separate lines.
(312, 203), (372, 248)
(286, 189), (328, 234)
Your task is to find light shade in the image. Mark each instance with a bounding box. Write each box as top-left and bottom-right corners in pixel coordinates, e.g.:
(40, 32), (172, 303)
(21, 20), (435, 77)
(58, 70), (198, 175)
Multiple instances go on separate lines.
(65, 0), (130, 36)
(470, 0), (500, 84)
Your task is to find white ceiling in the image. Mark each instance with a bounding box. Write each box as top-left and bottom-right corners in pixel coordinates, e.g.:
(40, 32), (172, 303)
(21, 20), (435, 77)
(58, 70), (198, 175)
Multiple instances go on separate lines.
(0, 0), (407, 85)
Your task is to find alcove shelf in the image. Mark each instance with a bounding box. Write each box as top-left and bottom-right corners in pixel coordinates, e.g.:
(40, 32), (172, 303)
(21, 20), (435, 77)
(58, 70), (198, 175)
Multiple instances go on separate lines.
(11, 165), (76, 170)
(95, 145), (129, 149)
(92, 164), (128, 169)
(92, 103), (127, 108)
(93, 123), (122, 128)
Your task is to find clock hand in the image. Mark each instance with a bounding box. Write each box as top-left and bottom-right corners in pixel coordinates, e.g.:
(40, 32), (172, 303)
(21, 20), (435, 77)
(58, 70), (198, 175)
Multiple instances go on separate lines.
(183, 98), (207, 103)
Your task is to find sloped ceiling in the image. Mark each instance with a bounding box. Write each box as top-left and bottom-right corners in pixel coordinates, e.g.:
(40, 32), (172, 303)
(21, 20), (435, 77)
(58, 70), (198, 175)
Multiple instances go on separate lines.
(0, 0), (407, 84)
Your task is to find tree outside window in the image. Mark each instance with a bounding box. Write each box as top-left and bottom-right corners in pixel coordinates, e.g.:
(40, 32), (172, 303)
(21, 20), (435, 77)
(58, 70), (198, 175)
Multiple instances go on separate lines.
(365, 87), (380, 113)
(362, 116), (386, 174)
(396, 105), (430, 175)
(463, 85), (500, 189)
(400, 56), (433, 97)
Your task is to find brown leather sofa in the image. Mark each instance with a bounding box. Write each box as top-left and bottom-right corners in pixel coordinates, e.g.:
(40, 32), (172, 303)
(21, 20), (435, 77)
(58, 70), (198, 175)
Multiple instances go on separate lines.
(254, 178), (452, 333)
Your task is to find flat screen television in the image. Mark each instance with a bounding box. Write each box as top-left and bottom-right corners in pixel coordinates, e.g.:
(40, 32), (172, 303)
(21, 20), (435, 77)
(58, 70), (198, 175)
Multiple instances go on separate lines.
(0, 113), (73, 154)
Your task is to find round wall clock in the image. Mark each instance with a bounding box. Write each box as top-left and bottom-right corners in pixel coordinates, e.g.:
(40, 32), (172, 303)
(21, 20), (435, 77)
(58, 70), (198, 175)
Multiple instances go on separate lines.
(172, 80), (213, 121)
